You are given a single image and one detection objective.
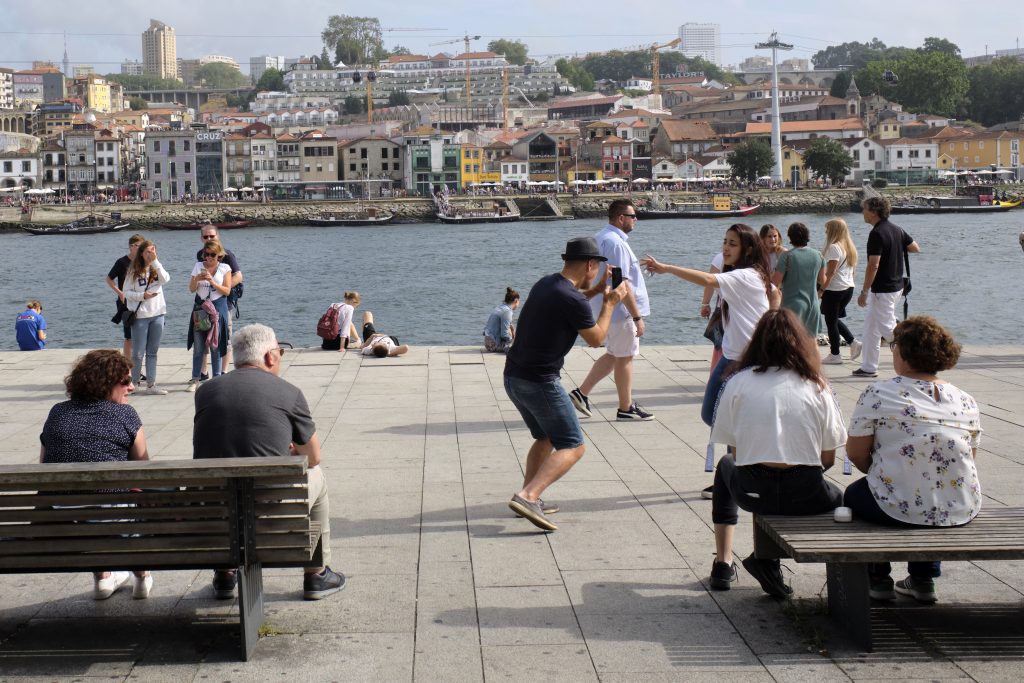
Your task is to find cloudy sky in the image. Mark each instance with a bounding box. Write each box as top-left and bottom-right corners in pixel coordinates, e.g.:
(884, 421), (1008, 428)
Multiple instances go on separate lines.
(0, 0), (1019, 74)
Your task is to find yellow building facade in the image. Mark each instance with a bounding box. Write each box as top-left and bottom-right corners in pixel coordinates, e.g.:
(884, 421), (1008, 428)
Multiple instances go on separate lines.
(461, 145), (500, 187)
(86, 77), (112, 113)
(937, 133), (1023, 170)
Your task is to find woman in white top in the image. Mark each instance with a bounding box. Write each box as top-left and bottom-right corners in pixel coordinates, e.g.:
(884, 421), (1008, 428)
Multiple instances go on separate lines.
(845, 316), (981, 604)
(642, 223), (780, 428)
(123, 239), (170, 394)
(321, 291), (361, 352)
(707, 309), (846, 597)
(819, 218), (862, 364)
(186, 239), (233, 390)
(759, 224), (786, 273)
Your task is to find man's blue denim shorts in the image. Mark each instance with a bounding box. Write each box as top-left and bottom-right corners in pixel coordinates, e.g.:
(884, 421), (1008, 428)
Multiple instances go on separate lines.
(504, 375), (584, 450)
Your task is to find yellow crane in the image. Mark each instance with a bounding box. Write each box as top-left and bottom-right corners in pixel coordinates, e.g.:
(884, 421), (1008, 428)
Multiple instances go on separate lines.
(429, 33), (482, 104)
(651, 38), (681, 94)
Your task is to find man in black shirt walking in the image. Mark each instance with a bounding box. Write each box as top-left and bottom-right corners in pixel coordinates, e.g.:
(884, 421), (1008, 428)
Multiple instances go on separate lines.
(104, 233), (145, 359)
(505, 237), (627, 531)
(854, 197), (920, 377)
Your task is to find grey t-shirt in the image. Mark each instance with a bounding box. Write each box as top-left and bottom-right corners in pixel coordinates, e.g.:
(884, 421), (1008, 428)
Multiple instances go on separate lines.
(192, 367), (316, 459)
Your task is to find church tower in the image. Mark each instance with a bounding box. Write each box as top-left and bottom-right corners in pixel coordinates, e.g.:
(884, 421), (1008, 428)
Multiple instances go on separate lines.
(845, 75), (861, 118)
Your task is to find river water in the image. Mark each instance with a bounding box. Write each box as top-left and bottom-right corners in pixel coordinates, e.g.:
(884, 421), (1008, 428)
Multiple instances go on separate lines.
(2, 211), (1020, 351)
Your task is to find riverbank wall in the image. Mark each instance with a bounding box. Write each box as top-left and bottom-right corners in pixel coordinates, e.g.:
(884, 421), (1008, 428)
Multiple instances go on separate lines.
(0, 187), (951, 230)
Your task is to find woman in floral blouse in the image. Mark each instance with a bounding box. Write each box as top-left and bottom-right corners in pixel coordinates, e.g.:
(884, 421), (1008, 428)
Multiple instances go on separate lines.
(844, 316), (982, 604)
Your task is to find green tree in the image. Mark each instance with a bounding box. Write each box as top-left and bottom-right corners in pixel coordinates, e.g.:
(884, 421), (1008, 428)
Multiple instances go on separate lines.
(225, 93), (250, 110)
(856, 50), (968, 116)
(322, 15), (386, 65)
(255, 67), (285, 91)
(802, 138), (853, 184)
(488, 39), (529, 66)
(343, 95), (365, 115)
(966, 57), (1024, 126)
(726, 139), (774, 183)
(316, 48), (333, 70)
(390, 45), (412, 56)
(127, 96), (148, 110)
(388, 90), (410, 106)
(920, 37), (961, 58)
(555, 58), (595, 91)
(829, 71), (853, 98)
(812, 39), (888, 70)
(195, 63), (249, 89)
(105, 73), (184, 90)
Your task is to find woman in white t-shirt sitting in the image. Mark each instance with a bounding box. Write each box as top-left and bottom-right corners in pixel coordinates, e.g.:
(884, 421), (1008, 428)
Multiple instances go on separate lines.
(321, 291), (362, 351)
(819, 218), (862, 364)
(707, 309), (846, 597)
(844, 316), (981, 604)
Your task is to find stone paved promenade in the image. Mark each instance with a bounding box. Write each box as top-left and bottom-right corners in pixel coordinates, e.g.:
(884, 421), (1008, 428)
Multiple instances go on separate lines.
(1, 343), (1024, 682)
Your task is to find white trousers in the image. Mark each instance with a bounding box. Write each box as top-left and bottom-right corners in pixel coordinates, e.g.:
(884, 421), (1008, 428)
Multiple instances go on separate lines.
(861, 291), (900, 373)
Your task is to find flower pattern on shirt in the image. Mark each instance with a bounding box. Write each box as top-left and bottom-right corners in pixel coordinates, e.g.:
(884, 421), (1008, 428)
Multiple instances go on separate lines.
(849, 376), (982, 526)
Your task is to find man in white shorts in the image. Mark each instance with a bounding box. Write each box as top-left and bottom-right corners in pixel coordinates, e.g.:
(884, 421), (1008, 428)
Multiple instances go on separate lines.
(569, 199), (653, 421)
(359, 311), (410, 358)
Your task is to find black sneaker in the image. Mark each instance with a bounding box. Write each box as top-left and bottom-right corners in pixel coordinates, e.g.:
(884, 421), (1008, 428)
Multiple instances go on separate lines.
(200, 372), (210, 381)
(869, 575), (896, 601)
(709, 560), (737, 590)
(617, 403), (654, 421)
(741, 554), (793, 598)
(304, 566), (347, 600)
(700, 485), (715, 500)
(139, 373), (147, 382)
(568, 388), (592, 417)
(895, 576), (937, 603)
(851, 368), (878, 378)
(213, 569), (237, 599)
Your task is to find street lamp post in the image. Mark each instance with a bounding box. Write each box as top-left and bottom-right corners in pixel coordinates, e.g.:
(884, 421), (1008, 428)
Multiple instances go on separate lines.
(755, 32), (793, 186)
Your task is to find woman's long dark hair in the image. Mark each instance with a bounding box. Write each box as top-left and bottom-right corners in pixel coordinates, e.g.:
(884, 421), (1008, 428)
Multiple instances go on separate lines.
(129, 239), (158, 284)
(720, 223), (772, 321)
(734, 309), (826, 389)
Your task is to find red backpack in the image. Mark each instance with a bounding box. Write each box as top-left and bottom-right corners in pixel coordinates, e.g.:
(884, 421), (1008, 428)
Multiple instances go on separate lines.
(316, 304), (340, 339)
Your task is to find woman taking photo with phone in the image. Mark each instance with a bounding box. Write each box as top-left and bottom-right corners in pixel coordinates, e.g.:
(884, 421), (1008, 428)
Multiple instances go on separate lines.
(186, 239), (232, 391)
(123, 239), (170, 394)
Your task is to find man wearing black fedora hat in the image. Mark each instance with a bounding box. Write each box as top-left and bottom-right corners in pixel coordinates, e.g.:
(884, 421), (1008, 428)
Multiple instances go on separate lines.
(504, 237), (628, 531)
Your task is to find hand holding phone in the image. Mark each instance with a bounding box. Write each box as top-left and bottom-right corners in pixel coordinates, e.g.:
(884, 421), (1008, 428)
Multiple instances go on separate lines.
(610, 266), (623, 289)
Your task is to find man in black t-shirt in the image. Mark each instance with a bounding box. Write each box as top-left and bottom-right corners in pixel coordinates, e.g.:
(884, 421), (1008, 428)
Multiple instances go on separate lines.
(505, 237), (627, 531)
(854, 197), (920, 377)
(104, 233), (145, 359)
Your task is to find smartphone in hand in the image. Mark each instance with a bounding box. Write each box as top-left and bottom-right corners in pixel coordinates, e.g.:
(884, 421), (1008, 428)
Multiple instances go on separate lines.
(610, 266), (623, 289)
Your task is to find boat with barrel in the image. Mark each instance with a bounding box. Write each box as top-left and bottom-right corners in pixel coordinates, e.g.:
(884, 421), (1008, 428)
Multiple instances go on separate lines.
(22, 213), (131, 235)
(636, 189), (760, 219)
(889, 186), (1019, 214)
(159, 216), (253, 230)
(308, 207), (394, 227)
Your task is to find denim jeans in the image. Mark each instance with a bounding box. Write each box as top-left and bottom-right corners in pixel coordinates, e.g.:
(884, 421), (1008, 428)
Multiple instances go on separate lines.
(820, 288), (855, 356)
(131, 314), (164, 385)
(192, 297), (229, 380)
(711, 456), (842, 526)
(843, 477), (942, 580)
(701, 354), (733, 427)
(503, 375), (584, 450)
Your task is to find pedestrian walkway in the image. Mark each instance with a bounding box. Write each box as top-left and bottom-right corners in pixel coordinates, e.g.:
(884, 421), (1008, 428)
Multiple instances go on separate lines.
(1, 343), (1023, 681)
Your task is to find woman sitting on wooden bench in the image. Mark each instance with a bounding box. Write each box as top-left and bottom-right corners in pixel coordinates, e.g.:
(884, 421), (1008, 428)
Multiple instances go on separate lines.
(707, 309), (846, 598)
(39, 349), (153, 600)
(845, 316), (982, 604)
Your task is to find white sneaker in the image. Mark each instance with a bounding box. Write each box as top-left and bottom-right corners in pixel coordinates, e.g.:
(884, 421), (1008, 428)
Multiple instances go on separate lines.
(145, 385), (168, 395)
(849, 340), (863, 361)
(133, 574), (153, 599)
(186, 379), (198, 393)
(823, 353), (844, 365)
(94, 571), (131, 600)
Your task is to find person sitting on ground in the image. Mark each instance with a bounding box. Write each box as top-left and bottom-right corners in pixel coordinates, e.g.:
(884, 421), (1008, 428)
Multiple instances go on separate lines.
(16, 300), (47, 351)
(707, 309), (846, 597)
(193, 323), (345, 601)
(844, 316), (981, 604)
(321, 291), (361, 351)
(39, 349), (153, 600)
(483, 287), (520, 353)
(359, 311), (409, 358)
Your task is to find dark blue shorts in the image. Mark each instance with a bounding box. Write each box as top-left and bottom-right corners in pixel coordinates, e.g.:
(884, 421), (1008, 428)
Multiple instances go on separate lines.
(504, 375), (584, 451)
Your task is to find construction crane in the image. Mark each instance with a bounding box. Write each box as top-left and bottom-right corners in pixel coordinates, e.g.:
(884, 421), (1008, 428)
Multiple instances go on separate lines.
(650, 38), (681, 94)
(429, 33), (481, 104)
(501, 69), (536, 129)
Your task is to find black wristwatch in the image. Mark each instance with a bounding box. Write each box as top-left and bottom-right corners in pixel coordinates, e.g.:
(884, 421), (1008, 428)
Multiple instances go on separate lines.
(632, 316), (642, 322)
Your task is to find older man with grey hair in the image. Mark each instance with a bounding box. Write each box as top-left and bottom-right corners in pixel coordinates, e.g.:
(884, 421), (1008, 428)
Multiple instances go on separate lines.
(193, 323), (345, 601)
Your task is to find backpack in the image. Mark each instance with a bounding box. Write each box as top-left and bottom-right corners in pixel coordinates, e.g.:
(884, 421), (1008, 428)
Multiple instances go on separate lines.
(316, 304), (341, 339)
(228, 282), (243, 318)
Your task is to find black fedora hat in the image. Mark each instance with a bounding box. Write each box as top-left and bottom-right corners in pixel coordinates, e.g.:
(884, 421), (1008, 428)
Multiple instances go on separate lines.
(561, 237), (607, 262)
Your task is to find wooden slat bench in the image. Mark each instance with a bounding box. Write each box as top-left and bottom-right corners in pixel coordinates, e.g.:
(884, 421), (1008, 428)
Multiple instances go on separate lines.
(753, 508), (1024, 651)
(0, 456), (322, 661)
